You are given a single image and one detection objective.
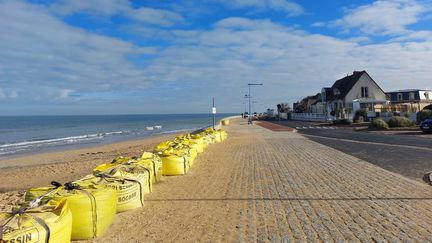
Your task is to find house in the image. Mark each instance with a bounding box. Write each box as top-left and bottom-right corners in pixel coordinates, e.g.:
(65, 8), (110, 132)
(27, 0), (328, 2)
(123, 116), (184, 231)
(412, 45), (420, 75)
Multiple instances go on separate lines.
(322, 71), (388, 118)
(386, 89), (432, 112)
(293, 93), (320, 113)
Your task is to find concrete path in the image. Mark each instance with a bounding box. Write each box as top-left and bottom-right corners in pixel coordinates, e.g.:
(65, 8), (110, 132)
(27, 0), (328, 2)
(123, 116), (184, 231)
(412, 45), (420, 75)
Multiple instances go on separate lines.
(95, 118), (432, 242)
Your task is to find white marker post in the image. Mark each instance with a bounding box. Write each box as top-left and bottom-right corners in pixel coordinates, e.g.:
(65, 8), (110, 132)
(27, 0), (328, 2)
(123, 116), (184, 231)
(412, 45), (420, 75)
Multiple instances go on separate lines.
(212, 98), (216, 130)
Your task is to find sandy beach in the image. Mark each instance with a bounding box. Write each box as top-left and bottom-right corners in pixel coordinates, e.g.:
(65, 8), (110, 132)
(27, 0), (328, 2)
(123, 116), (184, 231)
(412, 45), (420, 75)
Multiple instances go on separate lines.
(0, 133), (177, 211)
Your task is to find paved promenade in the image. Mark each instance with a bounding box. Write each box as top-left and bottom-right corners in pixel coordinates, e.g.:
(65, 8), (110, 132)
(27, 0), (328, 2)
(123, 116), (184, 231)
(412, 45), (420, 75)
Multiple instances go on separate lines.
(95, 119), (432, 242)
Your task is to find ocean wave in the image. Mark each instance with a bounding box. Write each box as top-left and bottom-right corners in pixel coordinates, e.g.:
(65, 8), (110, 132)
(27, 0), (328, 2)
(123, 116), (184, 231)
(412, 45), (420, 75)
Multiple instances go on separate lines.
(0, 130), (129, 150)
(155, 127), (202, 135)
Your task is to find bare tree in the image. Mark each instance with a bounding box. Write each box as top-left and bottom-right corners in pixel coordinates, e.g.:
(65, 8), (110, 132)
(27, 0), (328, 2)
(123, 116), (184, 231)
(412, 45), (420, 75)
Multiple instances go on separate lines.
(277, 102), (291, 113)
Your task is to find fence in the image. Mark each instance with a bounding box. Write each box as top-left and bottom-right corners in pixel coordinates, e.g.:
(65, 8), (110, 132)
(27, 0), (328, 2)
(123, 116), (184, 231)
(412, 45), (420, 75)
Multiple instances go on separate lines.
(290, 113), (328, 121)
(290, 112), (418, 123)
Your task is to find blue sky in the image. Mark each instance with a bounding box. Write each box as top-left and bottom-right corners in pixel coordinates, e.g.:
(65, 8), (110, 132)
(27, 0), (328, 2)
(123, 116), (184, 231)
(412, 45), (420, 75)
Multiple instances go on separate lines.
(1, 0), (432, 115)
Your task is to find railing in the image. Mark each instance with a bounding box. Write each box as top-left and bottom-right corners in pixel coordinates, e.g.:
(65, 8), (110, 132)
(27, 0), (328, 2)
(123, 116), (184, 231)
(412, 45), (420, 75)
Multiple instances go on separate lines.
(290, 113), (328, 121)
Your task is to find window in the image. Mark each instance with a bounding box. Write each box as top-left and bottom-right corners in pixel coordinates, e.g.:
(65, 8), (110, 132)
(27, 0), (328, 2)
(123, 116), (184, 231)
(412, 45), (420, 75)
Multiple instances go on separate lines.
(397, 93), (403, 101)
(333, 88), (340, 95)
(361, 87), (369, 98)
(409, 92), (415, 100)
(425, 92), (430, 100)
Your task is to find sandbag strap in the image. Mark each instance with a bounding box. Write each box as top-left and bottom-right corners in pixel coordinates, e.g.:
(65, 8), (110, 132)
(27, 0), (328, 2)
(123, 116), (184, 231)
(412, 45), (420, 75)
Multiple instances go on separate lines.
(95, 172), (144, 205)
(78, 189), (98, 238)
(93, 172), (123, 183)
(27, 182), (63, 209)
(0, 208), (48, 242)
(183, 157), (187, 175)
(140, 166), (152, 193)
(151, 161), (157, 181)
(127, 163), (152, 193)
(31, 215), (50, 243)
(123, 178), (144, 206)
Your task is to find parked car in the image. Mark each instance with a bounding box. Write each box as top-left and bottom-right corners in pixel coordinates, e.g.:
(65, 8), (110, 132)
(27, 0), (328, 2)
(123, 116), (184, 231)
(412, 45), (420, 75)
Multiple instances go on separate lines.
(420, 119), (432, 133)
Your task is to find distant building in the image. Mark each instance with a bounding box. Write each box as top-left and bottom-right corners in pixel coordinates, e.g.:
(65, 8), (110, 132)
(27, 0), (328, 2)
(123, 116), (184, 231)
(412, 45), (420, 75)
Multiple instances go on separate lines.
(293, 93), (320, 113)
(386, 89), (432, 112)
(322, 70), (387, 118)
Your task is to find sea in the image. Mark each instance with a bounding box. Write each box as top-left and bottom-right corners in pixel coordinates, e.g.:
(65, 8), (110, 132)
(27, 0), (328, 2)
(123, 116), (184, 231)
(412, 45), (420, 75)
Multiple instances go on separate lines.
(0, 114), (234, 158)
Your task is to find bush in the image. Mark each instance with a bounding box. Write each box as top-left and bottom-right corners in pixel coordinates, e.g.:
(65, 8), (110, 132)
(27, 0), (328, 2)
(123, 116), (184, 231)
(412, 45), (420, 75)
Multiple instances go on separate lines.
(417, 110), (432, 124)
(354, 109), (368, 122)
(369, 118), (389, 130)
(387, 116), (411, 127)
(333, 119), (352, 125)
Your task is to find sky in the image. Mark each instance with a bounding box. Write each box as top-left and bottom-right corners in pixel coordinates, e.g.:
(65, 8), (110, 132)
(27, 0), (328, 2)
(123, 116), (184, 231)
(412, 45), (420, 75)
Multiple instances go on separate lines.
(1, 0), (432, 115)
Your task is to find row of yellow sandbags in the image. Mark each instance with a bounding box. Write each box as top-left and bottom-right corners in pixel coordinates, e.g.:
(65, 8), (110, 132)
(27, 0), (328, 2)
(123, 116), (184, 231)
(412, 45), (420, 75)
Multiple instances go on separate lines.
(0, 127), (227, 242)
(155, 128), (227, 175)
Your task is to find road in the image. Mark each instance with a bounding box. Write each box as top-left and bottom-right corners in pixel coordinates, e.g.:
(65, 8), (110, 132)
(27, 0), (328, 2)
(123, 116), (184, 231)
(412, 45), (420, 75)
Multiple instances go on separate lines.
(269, 120), (432, 181)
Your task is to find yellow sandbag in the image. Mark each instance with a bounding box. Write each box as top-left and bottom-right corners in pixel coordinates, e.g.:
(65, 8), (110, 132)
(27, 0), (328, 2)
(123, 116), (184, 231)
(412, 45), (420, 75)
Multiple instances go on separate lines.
(196, 133), (211, 147)
(181, 139), (202, 155)
(94, 157), (153, 193)
(0, 199), (72, 243)
(172, 146), (196, 166)
(161, 154), (189, 175)
(108, 163), (153, 194)
(189, 138), (204, 153)
(217, 129), (228, 141)
(25, 182), (116, 240)
(154, 141), (171, 153)
(93, 156), (135, 174)
(211, 131), (222, 143)
(202, 129), (221, 143)
(79, 173), (145, 213)
(127, 159), (155, 185)
(111, 156), (133, 164)
(141, 152), (163, 182)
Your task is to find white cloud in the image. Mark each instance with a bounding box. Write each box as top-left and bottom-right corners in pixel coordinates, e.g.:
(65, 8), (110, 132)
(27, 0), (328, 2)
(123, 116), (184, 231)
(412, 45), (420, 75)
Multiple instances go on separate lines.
(50, 0), (129, 16)
(211, 0), (303, 16)
(346, 36), (371, 43)
(50, 0), (184, 26)
(9, 90), (18, 99)
(0, 88), (18, 100)
(0, 0), (152, 101)
(141, 17), (432, 109)
(331, 0), (429, 36)
(57, 89), (73, 99)
(311, 21), (325, 27)
(0, 88), (5, 99)
(124, 7), (185, 27)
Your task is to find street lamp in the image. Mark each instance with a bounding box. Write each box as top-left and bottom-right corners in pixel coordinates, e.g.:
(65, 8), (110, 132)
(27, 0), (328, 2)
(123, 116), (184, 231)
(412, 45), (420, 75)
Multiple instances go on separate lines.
(247, 83), (263, 124)
(244, 94), (251, 118)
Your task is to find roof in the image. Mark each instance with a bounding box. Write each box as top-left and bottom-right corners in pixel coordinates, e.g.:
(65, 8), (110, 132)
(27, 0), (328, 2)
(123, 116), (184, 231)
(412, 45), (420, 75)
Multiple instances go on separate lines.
(329, 71), (366, 100)
(386, 89), (432, 93)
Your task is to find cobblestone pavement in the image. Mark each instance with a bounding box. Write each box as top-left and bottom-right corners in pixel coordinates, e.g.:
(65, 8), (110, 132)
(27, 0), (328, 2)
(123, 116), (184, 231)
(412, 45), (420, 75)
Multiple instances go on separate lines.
(95, 119), (432, 242)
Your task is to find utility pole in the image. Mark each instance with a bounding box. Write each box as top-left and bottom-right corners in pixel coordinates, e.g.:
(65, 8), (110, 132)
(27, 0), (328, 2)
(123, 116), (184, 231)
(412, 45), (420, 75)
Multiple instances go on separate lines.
(248, 83), (263, 124)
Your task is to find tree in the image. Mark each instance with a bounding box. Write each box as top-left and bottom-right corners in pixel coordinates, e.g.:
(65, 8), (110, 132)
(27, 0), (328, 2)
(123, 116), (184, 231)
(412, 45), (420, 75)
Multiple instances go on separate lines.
(277, 102), (291, 113)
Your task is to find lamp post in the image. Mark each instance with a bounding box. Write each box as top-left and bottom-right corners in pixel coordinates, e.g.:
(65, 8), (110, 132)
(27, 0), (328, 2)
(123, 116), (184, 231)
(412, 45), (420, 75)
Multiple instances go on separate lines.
(248, 83), (263, 124)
